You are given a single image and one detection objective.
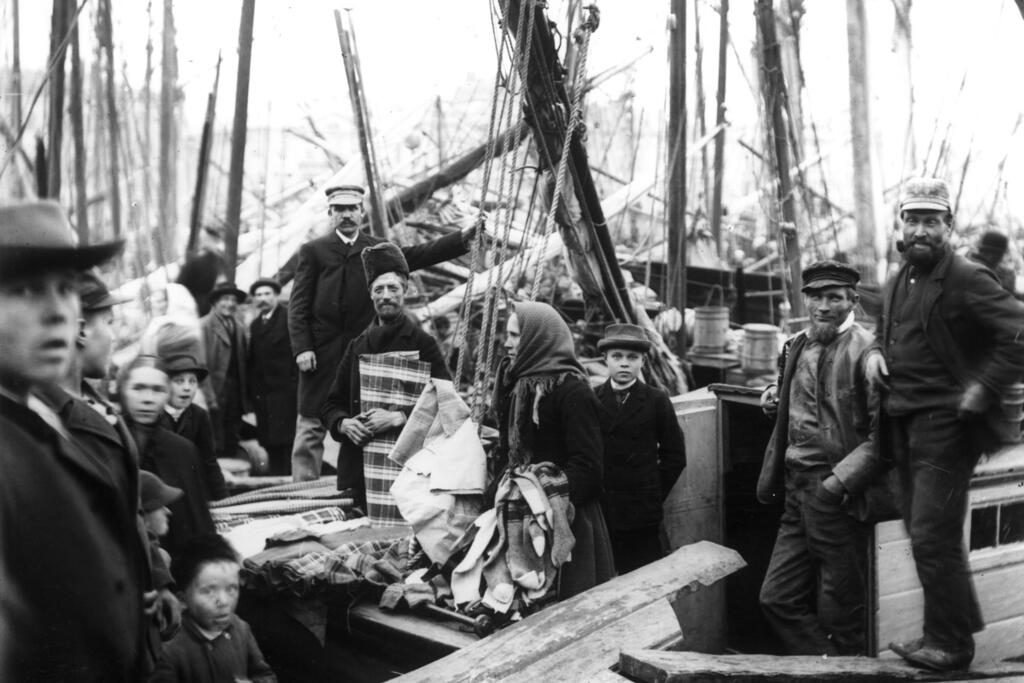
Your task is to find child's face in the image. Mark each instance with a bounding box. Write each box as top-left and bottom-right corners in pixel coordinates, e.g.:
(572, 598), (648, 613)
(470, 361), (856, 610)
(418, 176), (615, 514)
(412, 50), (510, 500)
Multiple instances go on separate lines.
(182, 560), (241, 633)
(604, 348), (644, 384)
(122, 366), (170, 424)
(143, 506), (171, 537)
(169, 372), (199, 409)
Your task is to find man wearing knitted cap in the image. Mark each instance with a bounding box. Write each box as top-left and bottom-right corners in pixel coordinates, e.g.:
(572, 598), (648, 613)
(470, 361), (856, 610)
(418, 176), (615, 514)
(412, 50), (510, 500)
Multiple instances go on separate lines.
(288, 184), (476, 481)
(756, 261), (888, 656)
(866, 178), (1024, 671)
(320, 242), (451, 515)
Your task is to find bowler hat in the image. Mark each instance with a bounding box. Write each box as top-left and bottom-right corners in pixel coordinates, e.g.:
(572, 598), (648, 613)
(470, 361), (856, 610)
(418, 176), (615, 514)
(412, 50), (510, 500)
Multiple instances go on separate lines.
(801, 260), (860, 292)
(0, 201), (124, 282)
(362, 241), (409, 288)
(78, 269), (130, 312)
(140, 470), (183, 512)
(597, 323), (652, 353)
(207, 281), (247, 304)
(899, 177), (951, 213)
(249, 277), (282, 296)
(163, 353), (209, 382)
(325, 185), (366, 207)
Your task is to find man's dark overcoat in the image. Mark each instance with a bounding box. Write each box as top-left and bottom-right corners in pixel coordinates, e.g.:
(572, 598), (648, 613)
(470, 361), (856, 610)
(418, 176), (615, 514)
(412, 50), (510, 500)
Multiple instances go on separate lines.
(289, 229), (466, 416)
(199, 311), (249, 411)
(248, 303), (298, 449)
(159, 402), (227, 501)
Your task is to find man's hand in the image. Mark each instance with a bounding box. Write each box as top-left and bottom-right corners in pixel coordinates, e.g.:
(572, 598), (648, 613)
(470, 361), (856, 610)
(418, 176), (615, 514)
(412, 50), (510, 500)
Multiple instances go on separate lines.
(864, 350), (890, 391)
(296, 350), (317, 372)
(361, 408), (406, 435)
(339, 417), (372, 446)
(145, 588), (182, 639)
(760, 384), (779, 417)
(958, 382), (991, 418)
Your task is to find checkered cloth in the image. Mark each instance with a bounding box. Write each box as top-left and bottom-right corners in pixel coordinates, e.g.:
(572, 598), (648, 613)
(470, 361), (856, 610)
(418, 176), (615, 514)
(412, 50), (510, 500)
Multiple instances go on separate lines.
(359, 352), (431, 527)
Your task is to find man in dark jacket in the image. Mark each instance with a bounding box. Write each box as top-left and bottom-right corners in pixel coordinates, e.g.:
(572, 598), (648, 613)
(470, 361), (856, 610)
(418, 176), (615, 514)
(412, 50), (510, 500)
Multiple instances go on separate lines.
(200, 281), (249, 458)
(757, 261), (886, 656)
(248, 277), (297, 475)
(867, 178), (1024, 671)
(0, 200), (145, 681)
(321, 242), (451, 514)
(596, 323), (686, 574)
(289, 185), (471, 481)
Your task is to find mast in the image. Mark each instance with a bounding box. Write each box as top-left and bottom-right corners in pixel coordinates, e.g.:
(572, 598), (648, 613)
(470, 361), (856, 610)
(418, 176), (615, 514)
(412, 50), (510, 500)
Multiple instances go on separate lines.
(98, 0), (122, 238)
(224, 0), (256, 281)
(46, 0), (71, 199)
(709, 0), (729, 257)
(187, 53), (222, 255)
(846, 0), (878, 284)
(667, 0), (688, 346)
(158, 0), (178, 253)
(755, 0), (802, 315)
(69, 7), (88, 243)
(8, 0), (25, 197)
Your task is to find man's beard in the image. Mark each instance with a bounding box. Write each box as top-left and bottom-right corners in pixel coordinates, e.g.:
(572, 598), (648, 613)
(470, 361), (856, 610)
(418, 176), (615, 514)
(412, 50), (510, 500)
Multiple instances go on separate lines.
(902, 239), (943, 270)
(806, 319), (840, 345)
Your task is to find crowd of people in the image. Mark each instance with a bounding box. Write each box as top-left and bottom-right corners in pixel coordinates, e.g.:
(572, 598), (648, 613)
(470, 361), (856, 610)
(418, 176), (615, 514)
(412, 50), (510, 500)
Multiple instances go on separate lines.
(1, 175), (1021, 679)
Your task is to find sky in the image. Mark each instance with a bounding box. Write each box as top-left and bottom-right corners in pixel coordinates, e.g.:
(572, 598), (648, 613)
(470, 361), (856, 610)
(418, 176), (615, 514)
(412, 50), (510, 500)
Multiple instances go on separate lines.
(5, 0), (1024, 227)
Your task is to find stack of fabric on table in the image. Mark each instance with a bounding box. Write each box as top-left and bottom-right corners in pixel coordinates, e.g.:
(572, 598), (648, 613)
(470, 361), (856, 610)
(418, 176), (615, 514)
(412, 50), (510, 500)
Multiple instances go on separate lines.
(211, 476), (355, 527)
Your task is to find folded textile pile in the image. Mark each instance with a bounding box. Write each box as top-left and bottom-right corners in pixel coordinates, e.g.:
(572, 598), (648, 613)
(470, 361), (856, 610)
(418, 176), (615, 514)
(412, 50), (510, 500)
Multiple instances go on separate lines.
(210, 477), (355, 523)
(449, 462), (575, 614)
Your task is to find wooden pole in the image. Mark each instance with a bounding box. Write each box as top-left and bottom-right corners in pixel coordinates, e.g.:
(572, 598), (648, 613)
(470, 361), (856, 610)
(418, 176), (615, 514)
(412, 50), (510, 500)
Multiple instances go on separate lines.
(46, 0), (71, 199)
(845, 0), (878, 285)
(709, 0), (729, 257)
(8, 0), (25, 197)
(188, 52), (222, 255)
(224, 0), (256, 281)
(68, 9), (88, 244)
(435, 95), (444, 169)
(98, 0), (122, 238)
(334, 9), (388, 238)
(667, 0), (688, 349)
(692, 0), (710, 232)
(755, 0), (802, 315)
(143, 0), (155, 230)
(158, 0), (178, 254)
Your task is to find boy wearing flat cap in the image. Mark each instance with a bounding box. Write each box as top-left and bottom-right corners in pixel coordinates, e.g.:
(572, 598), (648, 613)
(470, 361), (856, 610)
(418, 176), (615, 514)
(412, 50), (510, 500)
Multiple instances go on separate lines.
(595, 323), (686, 573)
(0, 201), (152, 680)
(757, 260), (888, 657)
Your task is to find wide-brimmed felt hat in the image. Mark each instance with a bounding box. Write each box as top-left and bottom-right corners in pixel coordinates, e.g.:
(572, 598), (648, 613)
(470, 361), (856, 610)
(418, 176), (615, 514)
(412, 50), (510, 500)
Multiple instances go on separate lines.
(163, 353), (209, 382)
(597, 323), (652, 353)
(78, 269), (131, 312)
(325, 185), (366, 207)
(362, 241), (409, 288)
(140, 470), (183, 512)
(899, 177), (951, 213)
(207, 281), (247, 304)
(0, 201), (124, 282)
(801, 260), (860, 292)
(249, 277), (282, 296)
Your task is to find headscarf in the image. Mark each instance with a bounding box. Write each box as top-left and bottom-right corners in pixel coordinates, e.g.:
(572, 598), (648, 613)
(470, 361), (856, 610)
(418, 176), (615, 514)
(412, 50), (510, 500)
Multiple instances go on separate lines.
(494, 301), (586, 467)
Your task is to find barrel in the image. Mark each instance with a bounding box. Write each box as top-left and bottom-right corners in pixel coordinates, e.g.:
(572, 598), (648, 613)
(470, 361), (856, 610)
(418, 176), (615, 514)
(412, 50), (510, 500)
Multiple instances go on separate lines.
(691, 306), (730, 353)
(741, 323), (780, 375)
(999, 382), (1024, 444)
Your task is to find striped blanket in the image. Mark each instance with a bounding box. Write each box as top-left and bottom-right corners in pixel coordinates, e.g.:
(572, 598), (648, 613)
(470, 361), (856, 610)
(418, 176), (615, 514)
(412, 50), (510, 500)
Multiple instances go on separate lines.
(359, 352), (430, 527)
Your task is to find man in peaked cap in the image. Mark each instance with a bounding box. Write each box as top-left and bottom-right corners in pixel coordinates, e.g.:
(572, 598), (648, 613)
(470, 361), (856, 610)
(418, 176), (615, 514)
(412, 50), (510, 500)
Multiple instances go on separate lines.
(288, 184), (476, 482)
(320, 242), (451, 513)
(595, 323), (686, 573)
(757, 261), (889, 656)
(0, 201), (155, 680)
(865, 178), (1024, 671)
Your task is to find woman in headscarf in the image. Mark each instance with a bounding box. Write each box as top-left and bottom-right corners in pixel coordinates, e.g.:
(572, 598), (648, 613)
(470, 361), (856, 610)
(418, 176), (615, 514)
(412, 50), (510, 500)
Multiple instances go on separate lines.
(492, 301), (615, 598)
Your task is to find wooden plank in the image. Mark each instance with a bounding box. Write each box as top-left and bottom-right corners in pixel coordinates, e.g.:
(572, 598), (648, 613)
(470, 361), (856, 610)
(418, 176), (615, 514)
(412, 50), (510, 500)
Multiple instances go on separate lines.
(618, 649), (1024, 682)
(392, 541), (745, 683)
(664, 393), (721, 551)
(346, 603), (476, 652)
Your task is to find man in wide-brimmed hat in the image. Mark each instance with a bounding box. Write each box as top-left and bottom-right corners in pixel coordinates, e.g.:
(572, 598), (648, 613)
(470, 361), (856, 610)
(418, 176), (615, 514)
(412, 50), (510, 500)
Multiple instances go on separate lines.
(595, 323), (686, 574)
(0, 200), (153, 680)
(866, 178), (1024, 671)
(199, 280), (249, 459)
(247, 276), (297, 475)
(288, 184), (476, 481)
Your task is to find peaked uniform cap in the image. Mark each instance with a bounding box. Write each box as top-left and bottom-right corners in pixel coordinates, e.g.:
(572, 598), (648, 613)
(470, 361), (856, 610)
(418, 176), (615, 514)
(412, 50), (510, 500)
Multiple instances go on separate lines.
(325, 185), (366, 206)
(801, 260), (860, 292)
(899, 177), (951, 213)
(0, 200), (124, 282)
(598, 323), (652, 352)
(362, 241), (409, 288)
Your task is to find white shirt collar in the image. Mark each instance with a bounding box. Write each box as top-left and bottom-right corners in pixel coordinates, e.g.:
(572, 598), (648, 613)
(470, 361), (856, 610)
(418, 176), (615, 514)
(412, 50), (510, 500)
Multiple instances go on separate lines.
(609, 377), (639, 391)
(335, 229), (358, 245)
(837, 310), (855, 333)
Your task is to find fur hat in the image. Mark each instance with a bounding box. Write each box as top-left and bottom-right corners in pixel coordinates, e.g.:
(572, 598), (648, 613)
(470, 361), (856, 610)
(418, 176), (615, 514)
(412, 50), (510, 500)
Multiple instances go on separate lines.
(361, 242), (409, 288)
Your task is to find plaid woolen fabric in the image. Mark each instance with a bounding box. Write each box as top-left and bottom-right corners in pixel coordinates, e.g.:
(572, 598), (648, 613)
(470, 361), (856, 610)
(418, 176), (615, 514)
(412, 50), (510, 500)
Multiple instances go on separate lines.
(359, 352), (431, 527)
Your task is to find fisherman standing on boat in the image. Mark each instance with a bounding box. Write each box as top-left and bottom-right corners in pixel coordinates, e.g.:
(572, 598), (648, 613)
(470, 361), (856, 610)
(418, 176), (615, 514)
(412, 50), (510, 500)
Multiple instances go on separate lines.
(757, 261), (886, 656)
(867, 177), (1024, 672)
(288, 185), (474, 481)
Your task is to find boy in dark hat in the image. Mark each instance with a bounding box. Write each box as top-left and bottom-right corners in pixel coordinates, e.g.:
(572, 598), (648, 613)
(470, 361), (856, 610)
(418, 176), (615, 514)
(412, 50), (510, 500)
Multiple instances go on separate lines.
(141, 470), (184, 570)
(160, 353), (226, 500)
(595, 323), (686, 573)
(248, 277), (298, 475)
(0, 201), (153, 680)
(757, 260), (889, 657)
(199, 281), (249, 462)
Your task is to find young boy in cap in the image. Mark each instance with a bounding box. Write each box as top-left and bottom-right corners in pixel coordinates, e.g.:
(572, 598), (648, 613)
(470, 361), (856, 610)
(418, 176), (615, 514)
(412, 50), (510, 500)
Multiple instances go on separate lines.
(595, 323), (686, 573)
(0, 200), (150, 680)
(141, 470), (184, 569)
(151, 533), (276, 683)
